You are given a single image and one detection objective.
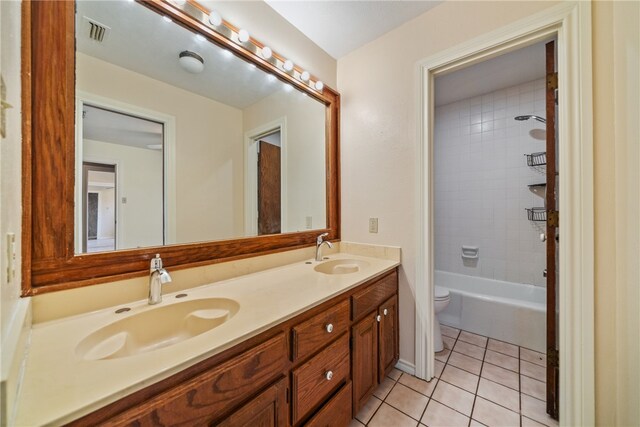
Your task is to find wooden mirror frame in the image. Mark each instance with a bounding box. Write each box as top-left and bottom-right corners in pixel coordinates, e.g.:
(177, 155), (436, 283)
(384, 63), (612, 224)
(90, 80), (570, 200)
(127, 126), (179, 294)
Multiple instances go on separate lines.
(21, 0), (340, 295)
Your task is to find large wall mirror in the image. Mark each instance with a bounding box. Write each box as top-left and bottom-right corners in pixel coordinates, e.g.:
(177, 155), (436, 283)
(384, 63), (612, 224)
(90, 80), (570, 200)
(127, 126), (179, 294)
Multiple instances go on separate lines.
(22, 0), (339, 294)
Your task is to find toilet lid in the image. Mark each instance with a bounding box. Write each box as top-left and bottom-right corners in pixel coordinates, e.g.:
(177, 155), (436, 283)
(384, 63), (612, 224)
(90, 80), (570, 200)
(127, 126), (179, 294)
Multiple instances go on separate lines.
(434, 286), (450, 300)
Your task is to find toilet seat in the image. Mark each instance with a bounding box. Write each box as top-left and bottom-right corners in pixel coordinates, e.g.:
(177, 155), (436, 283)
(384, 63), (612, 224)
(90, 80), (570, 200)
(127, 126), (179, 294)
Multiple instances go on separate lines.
(434, 286), (450, 300)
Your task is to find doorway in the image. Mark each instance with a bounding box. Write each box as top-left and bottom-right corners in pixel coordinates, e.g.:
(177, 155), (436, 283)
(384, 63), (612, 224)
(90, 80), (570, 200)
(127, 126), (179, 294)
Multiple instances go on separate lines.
(414, 3), (594, 425)
(257, 131), (282, 235)
(82, 162), (116, 253)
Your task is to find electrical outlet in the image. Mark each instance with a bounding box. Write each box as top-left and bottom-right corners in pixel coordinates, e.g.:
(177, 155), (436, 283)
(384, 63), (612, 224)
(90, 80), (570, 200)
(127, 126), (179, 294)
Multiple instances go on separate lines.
(6, 233), (16, 283)
(369, 218), (378, 233)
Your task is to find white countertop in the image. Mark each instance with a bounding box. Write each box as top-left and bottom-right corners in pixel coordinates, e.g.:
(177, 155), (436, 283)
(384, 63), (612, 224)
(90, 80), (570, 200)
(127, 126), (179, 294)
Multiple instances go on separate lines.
(15, 249), (399, 426)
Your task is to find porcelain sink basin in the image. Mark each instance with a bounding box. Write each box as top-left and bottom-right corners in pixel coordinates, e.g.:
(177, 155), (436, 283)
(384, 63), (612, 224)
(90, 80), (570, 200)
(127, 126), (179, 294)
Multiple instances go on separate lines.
(76, 298), (240, 361)
(314, 259), (370, 275)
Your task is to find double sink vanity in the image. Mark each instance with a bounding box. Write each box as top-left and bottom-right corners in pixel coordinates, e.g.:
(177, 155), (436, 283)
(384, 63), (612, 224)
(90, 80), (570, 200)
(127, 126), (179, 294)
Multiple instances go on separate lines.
(16, 245), (400, 426)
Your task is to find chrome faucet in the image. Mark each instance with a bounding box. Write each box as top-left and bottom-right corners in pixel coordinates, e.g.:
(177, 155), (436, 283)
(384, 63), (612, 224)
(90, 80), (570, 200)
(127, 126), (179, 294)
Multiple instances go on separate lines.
(315, 233), (333, 262)
(149, 254), (172, 305)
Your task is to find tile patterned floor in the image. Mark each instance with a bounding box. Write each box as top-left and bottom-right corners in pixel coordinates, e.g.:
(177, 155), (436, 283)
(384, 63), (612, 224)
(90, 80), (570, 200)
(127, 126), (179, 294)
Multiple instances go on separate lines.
(349, 326), (558, 427)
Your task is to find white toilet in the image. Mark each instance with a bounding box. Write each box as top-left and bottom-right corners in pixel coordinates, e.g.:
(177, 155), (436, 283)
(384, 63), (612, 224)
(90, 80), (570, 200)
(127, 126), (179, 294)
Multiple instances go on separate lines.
(434, 286), (451, 352)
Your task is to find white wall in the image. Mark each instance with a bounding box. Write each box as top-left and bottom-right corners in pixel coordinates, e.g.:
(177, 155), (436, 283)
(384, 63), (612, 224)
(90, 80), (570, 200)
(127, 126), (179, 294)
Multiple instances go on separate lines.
(84, 139), (163, 249)
(77, 53), (245, 244)
(434, 79), (547, 287)
(243, 90), (327, 232)
(337, 0), (559, 369)
(96, 187), (115, 239)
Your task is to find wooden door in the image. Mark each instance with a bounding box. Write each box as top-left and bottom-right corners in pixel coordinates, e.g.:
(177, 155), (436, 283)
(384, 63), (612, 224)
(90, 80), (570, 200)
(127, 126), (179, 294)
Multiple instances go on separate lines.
(378, 294), (399, 382)
(351, 313), (378, 415)
(218, 377), (288, 427)
(545, 40), (559, 420)
(258, 141), (281, 235)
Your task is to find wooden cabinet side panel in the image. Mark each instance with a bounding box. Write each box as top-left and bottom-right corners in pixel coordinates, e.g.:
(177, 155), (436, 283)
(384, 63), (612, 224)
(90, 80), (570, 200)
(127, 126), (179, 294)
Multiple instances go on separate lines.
(217, 377), (288, 427)
(351, 271), (398, 321)
(378, 294), (399, 382)
(107, 333), (288, 426)
(351, 313), (378, 415)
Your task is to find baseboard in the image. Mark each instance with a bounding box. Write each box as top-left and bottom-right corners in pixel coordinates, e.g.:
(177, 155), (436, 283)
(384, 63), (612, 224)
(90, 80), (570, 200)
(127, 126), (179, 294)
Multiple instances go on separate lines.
(395, 359), (416, 376)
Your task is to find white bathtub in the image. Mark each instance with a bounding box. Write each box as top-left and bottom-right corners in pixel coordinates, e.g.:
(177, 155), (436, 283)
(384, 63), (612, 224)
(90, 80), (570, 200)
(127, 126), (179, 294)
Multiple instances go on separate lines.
(436, 270), (546, 353)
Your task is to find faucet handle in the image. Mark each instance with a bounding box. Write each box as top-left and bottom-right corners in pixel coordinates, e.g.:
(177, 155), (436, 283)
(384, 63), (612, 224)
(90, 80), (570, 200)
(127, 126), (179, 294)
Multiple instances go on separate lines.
(317, 232), (329, 244)
(150, 254), (163, 271)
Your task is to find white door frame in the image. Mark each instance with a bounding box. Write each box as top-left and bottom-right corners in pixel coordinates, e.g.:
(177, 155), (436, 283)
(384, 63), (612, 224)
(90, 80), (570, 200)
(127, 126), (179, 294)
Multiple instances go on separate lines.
(75, 91), (177, 249)
(244, 117), (288, 235)
(415, 2), (594, 425)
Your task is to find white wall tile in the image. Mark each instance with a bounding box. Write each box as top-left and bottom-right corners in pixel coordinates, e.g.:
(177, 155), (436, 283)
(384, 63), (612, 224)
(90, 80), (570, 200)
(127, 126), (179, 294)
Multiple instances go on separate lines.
(434, 79), (547, 287)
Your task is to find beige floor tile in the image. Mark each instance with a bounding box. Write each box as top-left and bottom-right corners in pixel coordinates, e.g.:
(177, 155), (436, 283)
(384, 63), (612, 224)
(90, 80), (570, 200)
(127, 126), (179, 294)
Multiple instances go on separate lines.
(459, 331), (488, 348)
(349, 419), (366, 427)
(521, 394), (559, 427)
(521, 360), (546, 381)
(487, 339), (519, 358)
(472, 397), (520, 427)
(368, 403), (418, 427)
(476, 378), (520, 412)
(481, 363), (519, 391)
(440, 365), (479, 393)
(521, 375), (546, 400)
(421, 400), (469, 427)
(399, 373), (438, 397)
(484, 349), (519, 373)
(522, 415), (547, 426)
(448, 351), (483, 375)
(434, 360), (445, 378)
(385, 383), (429, 420)
(442, 335), (456, 350)
(435, 347), (451, 363)
(373, 376), (396, 400)
(387, 367), (403, 381)
(521, 348), (546, 367)
(355, 395), (382, 424)
(431, 380), (475, 416)
(469, 420), (487, 426)
(453, 340), (485, 360)
(441, 324), (460, 339)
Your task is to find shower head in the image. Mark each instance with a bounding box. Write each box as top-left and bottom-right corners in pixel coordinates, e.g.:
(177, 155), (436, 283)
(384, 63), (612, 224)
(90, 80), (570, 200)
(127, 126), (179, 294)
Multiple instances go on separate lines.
(514, 115), (546, 123)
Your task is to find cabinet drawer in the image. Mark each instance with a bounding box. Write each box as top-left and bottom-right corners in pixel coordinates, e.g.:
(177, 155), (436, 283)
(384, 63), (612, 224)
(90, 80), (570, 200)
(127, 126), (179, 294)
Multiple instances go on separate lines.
(303, 381), (352, 427)
(293, 300), (349, 361)
(292, 334), (350, 424)
(108, 333), (288, 426)
(352, 270), (398, 321)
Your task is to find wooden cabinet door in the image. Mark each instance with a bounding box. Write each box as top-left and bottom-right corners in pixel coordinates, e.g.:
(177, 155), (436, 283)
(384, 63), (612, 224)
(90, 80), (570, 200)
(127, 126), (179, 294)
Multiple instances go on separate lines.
(217, 377), (288, 427)
(351, 312), (378, 415)
(378, 294), (399, 382)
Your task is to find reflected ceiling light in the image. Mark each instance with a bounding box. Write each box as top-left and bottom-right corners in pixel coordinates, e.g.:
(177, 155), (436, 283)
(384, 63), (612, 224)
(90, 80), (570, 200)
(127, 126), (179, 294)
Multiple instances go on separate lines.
(208, 10), (222, 26)
(283, 59), (294, 72)
(314, 80), (324, 91)
(300, 71), (310, 82)
(173, 0), (186, 6)
(238, 29), (250, 43)
(267, 74), (276, 83)
(162, 16), (172, 23)
(261, 46), (273, 59)
(283, 83), (293, 92)
(178, 50), (204, 74)
(222, 49), (233, 58)
(195, 34), (206, 43)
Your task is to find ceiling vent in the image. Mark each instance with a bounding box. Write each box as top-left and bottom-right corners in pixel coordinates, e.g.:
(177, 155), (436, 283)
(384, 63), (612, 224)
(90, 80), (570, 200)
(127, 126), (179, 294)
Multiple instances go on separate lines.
(82, 16), (111, 43)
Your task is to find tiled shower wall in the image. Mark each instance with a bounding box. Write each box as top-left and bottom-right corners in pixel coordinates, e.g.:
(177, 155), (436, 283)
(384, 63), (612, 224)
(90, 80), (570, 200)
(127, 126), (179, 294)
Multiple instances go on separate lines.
(434, 79), (547, 287)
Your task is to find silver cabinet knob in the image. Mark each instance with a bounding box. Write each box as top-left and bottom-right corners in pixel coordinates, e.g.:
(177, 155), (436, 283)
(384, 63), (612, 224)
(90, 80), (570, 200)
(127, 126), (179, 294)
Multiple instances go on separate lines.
(325, 371), (333, 381)
(376, 315), (381, 322)
(540, 233), (547, 242)
(543, 269), (548, 278)
(383, 308), (388, 316)
(325, 323), (334, 333)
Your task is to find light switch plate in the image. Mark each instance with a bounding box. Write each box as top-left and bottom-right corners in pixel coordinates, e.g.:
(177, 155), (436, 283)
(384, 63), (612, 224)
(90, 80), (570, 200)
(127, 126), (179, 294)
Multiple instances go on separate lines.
(6, 232), (16, 283)
(369, 218), (378, 233)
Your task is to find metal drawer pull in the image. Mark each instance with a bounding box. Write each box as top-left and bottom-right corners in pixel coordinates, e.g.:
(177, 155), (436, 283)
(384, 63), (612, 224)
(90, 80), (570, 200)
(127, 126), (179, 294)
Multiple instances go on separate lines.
(376, 315), (381, 322)
(325, 323), (334, 333)
(383, 309), (388, 316)
(325, 371), (333, 381)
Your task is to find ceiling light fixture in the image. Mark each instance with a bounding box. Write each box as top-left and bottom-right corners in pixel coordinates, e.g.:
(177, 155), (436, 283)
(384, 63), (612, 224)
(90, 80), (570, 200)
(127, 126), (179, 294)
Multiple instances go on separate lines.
(283, 60), (294, 72)
(208, 10), (222, 26)
(178, 50), (204, 74)
(238, 29), (250, 43)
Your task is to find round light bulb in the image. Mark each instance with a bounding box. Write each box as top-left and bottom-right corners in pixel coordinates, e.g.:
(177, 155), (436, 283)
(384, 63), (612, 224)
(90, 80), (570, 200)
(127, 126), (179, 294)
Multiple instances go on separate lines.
(261, 46), (272, 59)
(208, 10), (222, 26)
(174, 0), (186, 6)
(283, 59), (294, 72)
(300, 71), (310, 82)
(314, 80), (324, 91)
(238, 29), (250, 43)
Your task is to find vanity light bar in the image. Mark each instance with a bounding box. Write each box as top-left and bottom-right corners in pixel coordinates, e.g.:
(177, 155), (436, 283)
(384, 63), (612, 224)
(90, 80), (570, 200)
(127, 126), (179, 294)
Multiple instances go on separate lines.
(169, 0), (324, 93)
